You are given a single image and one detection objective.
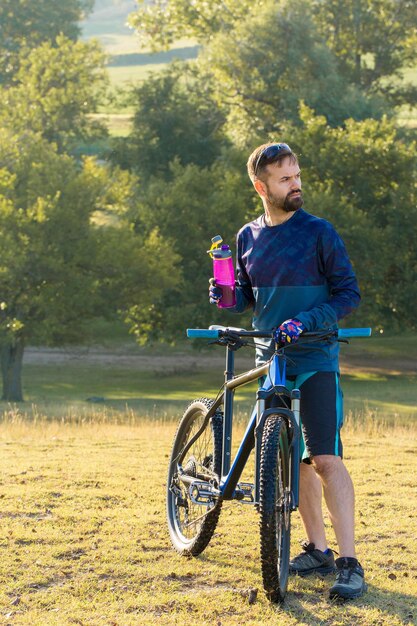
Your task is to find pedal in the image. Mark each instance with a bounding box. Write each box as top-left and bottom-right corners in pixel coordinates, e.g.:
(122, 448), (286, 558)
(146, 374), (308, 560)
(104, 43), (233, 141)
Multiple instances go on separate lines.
(189, 480), (221, 506)
(236, 482), (255, 503)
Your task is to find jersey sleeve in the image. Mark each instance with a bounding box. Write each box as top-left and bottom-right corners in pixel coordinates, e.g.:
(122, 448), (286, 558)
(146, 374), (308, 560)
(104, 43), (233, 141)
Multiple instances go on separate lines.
(232, 230), (255, 313)
(295, 224), (360, 331)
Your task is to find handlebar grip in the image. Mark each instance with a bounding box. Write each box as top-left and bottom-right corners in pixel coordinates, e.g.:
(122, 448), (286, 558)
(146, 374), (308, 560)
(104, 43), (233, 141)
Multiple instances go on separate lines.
(187, 328), (220, 339)
(337, 328), (372, 339)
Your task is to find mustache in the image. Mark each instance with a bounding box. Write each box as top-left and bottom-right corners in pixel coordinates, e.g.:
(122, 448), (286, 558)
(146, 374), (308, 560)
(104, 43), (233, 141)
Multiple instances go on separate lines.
(288, 189), (302, 196)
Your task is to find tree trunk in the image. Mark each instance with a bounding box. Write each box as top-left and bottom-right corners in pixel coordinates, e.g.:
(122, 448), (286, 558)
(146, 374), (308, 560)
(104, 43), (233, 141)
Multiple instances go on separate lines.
(1, 338), (24, 402)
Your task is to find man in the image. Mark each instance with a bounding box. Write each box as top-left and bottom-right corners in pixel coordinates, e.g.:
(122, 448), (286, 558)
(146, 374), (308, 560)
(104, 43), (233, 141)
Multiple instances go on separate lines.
(209, 142), (366, 600)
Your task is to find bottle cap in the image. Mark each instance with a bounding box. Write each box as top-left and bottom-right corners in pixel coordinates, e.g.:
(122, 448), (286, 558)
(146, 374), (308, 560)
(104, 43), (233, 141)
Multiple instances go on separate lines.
(211, 246), (232, 259)
(208, 234), (225, 257)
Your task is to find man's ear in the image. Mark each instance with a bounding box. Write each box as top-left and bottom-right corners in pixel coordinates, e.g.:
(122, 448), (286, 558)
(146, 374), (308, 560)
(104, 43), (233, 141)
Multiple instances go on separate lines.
(254, 179), (267, 199)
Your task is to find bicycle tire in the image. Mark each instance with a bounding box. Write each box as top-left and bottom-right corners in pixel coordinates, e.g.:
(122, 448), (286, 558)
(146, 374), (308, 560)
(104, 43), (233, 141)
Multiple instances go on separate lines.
(259, 414), (291, 603)
(166, 398), (223, 556)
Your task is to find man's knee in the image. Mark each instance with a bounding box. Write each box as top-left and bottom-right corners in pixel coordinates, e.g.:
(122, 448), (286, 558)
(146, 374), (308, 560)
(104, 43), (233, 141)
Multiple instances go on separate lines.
(311, 454), (342, 478)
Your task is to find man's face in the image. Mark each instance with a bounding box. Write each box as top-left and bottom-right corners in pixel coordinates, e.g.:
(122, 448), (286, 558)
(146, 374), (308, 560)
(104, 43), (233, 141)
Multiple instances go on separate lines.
(261, 157), (303, 212)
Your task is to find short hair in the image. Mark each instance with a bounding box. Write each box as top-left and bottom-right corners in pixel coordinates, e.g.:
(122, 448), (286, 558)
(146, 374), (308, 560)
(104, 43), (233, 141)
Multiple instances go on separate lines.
(247, 142), (299, 182)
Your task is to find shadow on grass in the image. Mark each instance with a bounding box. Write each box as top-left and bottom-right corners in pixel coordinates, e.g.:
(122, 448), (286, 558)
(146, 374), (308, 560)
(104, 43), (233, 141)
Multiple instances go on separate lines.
(191, 554), (416, 623)
(281, 580), (416, 625)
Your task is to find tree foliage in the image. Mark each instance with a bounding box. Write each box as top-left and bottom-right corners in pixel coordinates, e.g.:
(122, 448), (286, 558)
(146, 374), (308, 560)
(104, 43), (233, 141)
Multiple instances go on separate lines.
(0, 0), (94, 84)
(311, 0), (417, 105)
(128, 0), (249, 50)
(0, 0), (412, 400)
(124, 0), (416, 337)
(201, 0), (386, 138)
(0, 36), (108, 151)
(0, 129), (177, 400)
(0, 0), (182, 400)
(113, 63), (227, 178)
(129, 0), (417, 109)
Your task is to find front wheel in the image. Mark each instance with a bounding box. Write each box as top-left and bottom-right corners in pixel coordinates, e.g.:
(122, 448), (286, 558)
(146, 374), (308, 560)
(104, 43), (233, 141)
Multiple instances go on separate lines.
(259, 415), (291, 603)
(166, 398), (223, 556)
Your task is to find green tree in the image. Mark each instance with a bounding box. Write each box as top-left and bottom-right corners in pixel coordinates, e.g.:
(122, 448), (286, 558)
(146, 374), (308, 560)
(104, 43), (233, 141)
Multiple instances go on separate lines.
(311, 0), (417, 106)
(129, 0), (416, 109)
(201, 0), (386, 139)
(128, 0), (390, 143)
(0, 35), (108, 151)
(0, 129), (177, 401)
(128, 0), (249, 50)
(0, 0), (94, 84)
(112, 63), (227, 178)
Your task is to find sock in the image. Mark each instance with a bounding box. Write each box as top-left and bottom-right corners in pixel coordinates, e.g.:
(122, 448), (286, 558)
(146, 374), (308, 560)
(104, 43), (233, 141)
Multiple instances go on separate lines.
(336, 556), (359, 569)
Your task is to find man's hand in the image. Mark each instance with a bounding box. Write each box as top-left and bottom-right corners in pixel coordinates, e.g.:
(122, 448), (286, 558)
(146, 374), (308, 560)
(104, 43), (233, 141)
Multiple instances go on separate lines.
(275, 319), (305, 345)
(209, 278), (223, 304)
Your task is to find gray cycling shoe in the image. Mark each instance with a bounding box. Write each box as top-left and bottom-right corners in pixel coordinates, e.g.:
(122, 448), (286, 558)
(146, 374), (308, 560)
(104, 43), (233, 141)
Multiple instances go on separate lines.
(329, 557), (367, 600)
(289, 541), (336, 577)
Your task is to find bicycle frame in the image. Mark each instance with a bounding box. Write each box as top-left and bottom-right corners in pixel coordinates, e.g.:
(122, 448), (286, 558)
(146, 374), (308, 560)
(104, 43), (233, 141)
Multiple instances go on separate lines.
(219, 343), (301, 508)
(184, 325), (372, 512)
(180, 339), (301, 511)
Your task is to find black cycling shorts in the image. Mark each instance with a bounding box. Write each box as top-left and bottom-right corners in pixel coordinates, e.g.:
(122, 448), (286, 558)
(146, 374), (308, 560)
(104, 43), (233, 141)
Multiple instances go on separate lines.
(271, 370), (344, 462)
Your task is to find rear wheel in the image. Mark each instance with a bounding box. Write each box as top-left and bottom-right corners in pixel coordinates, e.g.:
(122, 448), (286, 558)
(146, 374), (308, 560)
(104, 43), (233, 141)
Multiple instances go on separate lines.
(166, 398), (223, 555)
(259, 415), (291, 602)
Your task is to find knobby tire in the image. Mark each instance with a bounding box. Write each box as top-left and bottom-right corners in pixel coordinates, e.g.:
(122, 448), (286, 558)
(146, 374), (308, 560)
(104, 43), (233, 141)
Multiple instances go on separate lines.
(259, 415), (291, 603)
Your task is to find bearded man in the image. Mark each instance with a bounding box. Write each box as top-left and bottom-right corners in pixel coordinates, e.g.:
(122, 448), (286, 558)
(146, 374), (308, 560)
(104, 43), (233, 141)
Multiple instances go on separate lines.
(209, 142), (366, 600)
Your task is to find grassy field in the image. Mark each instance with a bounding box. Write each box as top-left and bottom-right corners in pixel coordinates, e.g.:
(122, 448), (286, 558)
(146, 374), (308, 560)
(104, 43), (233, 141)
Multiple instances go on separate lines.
(9, 359), (416, 427)
(9, 331), (416, 426)
(0, 333), (415, 623)
(0, 417), (415, 625)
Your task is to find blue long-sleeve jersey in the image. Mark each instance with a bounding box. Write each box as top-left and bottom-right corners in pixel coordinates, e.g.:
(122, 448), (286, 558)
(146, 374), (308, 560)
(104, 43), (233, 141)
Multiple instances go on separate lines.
(231, 208), (360, 373)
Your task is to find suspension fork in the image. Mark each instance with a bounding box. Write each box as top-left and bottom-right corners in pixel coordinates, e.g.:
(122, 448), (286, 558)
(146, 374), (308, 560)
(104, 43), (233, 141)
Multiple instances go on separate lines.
(254, 350), (302, 510)
(289, 389), (301, 510)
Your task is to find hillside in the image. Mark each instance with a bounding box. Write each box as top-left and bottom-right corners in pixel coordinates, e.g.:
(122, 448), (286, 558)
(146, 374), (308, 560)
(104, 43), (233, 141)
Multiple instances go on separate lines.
(81, 0), (198, 87)
(81, 0), (140, 54)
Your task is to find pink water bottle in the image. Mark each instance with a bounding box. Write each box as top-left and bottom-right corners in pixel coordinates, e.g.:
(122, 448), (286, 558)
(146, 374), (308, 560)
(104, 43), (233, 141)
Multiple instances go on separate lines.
(208, 235), (236, 308)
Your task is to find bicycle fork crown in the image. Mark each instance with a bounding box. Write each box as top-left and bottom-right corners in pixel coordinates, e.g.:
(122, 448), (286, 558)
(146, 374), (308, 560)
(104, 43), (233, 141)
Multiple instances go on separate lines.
(260, 354), (286, 392)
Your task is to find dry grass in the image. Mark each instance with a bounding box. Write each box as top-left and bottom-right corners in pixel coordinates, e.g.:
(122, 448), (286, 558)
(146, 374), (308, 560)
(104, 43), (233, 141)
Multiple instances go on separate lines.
(0, 411), (415, 625)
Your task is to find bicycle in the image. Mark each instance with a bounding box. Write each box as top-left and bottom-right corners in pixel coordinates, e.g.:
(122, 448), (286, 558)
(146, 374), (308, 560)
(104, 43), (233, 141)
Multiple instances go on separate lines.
(166, 325), (371, 602)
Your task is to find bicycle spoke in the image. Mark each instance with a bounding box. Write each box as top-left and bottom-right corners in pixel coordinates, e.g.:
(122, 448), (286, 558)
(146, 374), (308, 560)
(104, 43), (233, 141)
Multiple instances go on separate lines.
(167, 399), (223, 555)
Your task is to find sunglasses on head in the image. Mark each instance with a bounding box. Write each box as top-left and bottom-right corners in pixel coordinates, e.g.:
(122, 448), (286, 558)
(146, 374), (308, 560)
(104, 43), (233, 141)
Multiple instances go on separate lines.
(254, 143), (292, 176)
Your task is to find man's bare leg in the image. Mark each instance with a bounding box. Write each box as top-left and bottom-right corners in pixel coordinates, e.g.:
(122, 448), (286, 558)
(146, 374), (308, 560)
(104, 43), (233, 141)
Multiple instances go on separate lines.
(298, 461), (328, 551)
(312, 455), (356, 557)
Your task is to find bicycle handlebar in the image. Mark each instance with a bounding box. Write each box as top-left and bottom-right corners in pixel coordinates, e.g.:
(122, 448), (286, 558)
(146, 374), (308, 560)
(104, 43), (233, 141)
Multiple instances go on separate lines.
(186, 327), (372, 340)
(187, 329), (221, 339)
(337, 328), (372, 338)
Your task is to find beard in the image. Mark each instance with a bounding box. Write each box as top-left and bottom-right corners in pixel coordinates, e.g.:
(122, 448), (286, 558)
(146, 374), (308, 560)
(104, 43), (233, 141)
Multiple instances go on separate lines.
(283, 190), (303, 212)
(265, 187), (304, 213)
